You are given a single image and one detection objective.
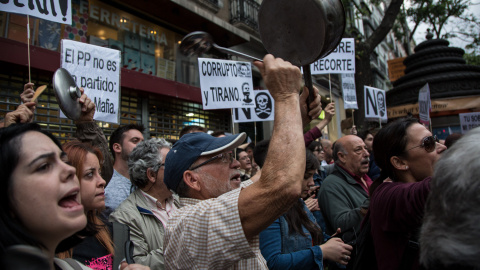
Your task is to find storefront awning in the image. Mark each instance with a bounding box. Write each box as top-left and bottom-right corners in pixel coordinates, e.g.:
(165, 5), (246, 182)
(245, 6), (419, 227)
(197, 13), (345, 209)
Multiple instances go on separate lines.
(387, 96), (480, 118)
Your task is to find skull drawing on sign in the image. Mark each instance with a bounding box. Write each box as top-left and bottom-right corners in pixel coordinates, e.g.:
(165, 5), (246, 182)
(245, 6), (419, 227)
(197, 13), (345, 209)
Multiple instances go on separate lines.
(255, 93), (272, 119)
(257, 95), (268, 110)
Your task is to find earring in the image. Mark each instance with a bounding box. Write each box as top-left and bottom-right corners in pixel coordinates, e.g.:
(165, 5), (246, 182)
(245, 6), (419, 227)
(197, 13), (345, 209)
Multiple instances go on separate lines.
(405, 166), (409, 170)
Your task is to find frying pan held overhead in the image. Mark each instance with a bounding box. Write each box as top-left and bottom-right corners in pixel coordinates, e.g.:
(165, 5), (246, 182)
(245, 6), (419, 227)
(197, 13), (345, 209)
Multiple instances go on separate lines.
(178, 0), (345, 103)
(258, 0), (346, 103)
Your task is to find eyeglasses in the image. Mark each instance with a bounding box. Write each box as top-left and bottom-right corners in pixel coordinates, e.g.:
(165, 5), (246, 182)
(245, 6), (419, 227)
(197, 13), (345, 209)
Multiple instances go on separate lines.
(189, 152), (234, 170)
(405, 135), (439, 153)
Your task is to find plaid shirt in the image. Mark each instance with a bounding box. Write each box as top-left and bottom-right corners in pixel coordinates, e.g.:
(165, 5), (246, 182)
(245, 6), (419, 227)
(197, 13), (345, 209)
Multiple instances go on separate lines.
(164, 186), (268, 269)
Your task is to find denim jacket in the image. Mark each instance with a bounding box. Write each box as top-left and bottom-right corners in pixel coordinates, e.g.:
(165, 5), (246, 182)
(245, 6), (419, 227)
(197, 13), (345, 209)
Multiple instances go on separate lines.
(259, 199), (325, 270)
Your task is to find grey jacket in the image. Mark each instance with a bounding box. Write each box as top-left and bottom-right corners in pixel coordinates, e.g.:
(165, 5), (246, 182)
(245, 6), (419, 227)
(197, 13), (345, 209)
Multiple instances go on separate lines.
(318, 164), (369, 235)
(109, 189), (180, 270)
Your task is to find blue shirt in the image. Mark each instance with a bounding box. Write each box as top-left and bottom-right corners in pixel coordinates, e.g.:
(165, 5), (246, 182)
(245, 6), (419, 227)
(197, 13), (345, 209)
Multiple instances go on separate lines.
(104, 169), (135, 215)
(259, 200), (325, 270)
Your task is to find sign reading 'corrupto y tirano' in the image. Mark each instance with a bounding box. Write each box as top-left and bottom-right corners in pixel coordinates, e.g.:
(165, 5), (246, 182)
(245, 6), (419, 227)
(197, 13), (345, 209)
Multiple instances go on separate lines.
(198, 58), (256, 110)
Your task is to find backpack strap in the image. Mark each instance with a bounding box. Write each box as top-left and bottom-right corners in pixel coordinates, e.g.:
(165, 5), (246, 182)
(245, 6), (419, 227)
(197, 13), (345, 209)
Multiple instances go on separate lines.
(399, 227), (421, 270)
(62, 258), (84, 270)
(112, 221), (134, 270)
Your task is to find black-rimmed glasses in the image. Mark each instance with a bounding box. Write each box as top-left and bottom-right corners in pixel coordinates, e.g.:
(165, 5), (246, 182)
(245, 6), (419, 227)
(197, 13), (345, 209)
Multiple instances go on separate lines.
(189, 152), (234, 170)
(405, 135), (439, 153)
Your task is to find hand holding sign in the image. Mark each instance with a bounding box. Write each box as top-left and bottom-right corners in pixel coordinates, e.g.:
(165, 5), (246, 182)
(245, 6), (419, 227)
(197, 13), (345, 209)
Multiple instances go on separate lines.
(21, 83), (36, 103)
(3, 102), (36, 127)
(253, 55), (302, 101)
(300, 86), (322, 127)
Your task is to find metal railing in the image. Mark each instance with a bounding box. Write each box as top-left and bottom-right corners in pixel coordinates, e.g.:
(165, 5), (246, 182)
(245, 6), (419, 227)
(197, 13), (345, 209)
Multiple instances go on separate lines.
(230, 0), (260, 31)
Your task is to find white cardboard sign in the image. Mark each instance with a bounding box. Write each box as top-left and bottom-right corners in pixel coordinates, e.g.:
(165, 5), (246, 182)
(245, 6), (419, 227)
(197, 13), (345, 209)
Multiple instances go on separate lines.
(0, 0), (72, 25)
(364, 86), (387, 122)
(310, 38), (355, 74)
(198, 58), (255, 110)
(341, 73), (358, 109)
(418, 83), (431, 127)
(61, 39), (121, 124)
(233, 90), (275, 123)
(459, 112), (480, 134)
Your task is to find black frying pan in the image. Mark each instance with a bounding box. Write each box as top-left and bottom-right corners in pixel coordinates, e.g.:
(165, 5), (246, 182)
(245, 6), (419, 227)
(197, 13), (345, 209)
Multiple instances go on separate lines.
(258, 0), (346, 103)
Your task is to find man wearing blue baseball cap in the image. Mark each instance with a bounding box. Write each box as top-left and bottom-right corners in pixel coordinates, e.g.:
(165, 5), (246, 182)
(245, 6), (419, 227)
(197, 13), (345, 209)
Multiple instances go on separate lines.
(163, 54), (321, 269)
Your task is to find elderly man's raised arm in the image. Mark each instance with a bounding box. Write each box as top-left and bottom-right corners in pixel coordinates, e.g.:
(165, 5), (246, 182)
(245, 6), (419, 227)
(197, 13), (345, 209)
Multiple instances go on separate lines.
(238, 55), (306, 239)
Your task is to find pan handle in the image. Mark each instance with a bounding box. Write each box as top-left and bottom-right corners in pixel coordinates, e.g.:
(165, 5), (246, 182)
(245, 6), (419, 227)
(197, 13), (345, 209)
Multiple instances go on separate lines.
(212, 43), (263, 62)
(302, 65), (316, 105)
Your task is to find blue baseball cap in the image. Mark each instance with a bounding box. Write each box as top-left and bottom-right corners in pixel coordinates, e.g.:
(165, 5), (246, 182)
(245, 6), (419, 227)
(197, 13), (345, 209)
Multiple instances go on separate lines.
(164, 132), (247, 192)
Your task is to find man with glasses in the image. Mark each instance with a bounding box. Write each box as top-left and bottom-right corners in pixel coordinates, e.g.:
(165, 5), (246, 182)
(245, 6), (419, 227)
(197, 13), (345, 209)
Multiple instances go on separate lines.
(163, 55), (317, 269)
(318, 135), (371, 235)
(109, 138), (178, 270)
(237, 149), (252, 181)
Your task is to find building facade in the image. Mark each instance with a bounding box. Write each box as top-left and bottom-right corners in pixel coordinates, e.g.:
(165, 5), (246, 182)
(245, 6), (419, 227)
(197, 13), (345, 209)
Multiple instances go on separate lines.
(0, 0), (260, 142)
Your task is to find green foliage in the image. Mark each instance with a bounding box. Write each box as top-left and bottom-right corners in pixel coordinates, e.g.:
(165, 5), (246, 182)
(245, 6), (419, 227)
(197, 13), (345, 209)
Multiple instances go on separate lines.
(406, 0), (480, 54)
(464, 52), (480, 66)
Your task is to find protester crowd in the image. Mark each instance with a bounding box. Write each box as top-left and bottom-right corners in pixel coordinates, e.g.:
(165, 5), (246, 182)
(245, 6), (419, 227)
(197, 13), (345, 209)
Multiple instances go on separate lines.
(1, 54), (478, 270)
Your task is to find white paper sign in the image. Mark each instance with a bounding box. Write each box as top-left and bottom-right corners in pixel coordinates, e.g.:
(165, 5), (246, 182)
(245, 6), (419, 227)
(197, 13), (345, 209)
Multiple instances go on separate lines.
(233, 90), (275, 123)
(341, 73), (358, 109)
(0, 0), (72, 25)
(418, 83), (431, 127)
(61, 39), (121, 124)
(459, 112), (480, 134)
(364, 86), (387, 122)
(198, 58), (255, 110)
(310, 38), (355, 74)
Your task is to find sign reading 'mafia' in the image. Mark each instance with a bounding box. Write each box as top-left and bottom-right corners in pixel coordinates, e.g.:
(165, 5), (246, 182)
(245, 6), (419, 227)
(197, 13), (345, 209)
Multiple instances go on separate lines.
(198, 58), (256, 110)
(233, 90), (275, 123)
(61, 39), (121, 124)
(364, 86), (387, 122)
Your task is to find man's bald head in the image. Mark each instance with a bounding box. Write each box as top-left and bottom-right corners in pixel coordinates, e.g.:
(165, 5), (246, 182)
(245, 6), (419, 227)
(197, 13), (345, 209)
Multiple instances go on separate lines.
(333, 135), (370, 176)
(321, 139), (333, 163)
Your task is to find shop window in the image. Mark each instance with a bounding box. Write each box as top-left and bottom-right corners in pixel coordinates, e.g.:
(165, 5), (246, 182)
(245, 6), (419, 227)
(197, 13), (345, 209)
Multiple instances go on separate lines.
(148, 94), (231, 140)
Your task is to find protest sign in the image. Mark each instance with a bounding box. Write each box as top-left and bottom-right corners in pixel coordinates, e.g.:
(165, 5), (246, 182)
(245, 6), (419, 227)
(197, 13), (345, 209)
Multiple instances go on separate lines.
(459, 112), (480, 134)
(233, 90), (275, 123)
(418, 83), (432, 127)
(0, 0), (72, 24)
(198, 58), (255, 110)
(310, 38), (355, 74)
(61, 39), (121, 124)
(341, 73), (358, 109)
(364, 86), (387, 122)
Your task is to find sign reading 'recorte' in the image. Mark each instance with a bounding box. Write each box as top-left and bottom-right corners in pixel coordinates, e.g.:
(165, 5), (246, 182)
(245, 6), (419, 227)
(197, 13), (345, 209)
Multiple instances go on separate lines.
(198, 58), (255, 110)
(310, 38), (355, 74)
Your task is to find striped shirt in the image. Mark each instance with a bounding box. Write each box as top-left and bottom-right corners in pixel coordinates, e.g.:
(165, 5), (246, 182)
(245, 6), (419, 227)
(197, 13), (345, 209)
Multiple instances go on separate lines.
(164, 186), (268, 269)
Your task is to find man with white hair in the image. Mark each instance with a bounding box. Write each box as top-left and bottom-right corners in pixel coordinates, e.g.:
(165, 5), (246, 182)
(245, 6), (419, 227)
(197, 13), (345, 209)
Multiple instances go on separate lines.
(162, 54), (318, 269)
(110, 138), (178, 270)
